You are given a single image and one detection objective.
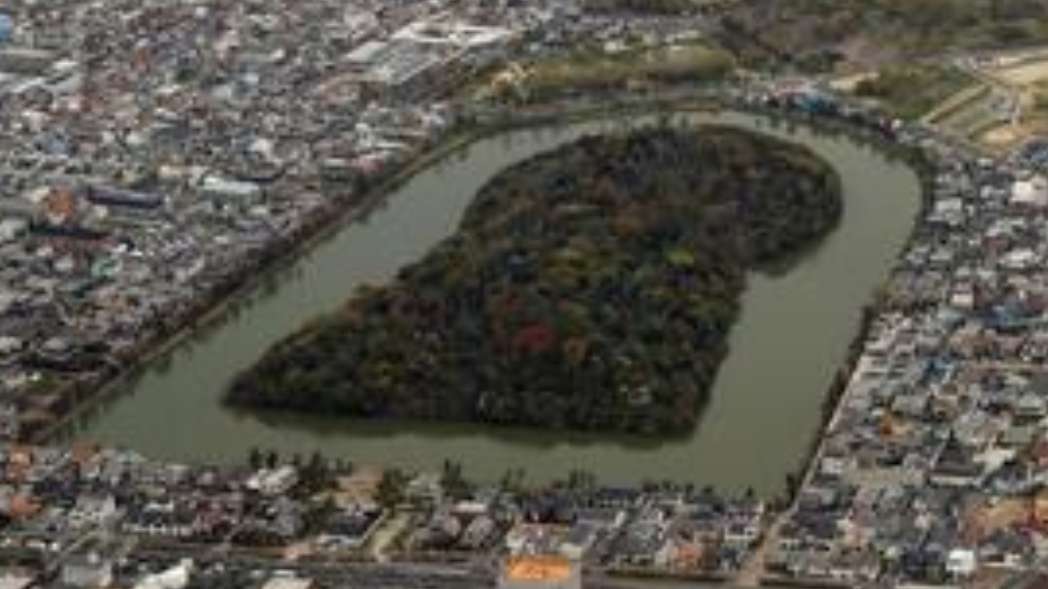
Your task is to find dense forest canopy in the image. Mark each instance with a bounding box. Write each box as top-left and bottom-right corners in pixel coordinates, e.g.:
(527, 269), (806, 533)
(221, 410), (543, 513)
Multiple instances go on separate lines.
(227, 125), (842, 435)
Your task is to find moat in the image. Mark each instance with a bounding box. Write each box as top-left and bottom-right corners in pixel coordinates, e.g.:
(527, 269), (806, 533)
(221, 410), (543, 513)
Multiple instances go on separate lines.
(56, 110), (921, 495)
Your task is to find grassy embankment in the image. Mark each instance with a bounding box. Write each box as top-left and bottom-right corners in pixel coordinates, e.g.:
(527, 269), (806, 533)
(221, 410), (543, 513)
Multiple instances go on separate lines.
(478, 44), (734, 103)
(851, 64), (977, 121)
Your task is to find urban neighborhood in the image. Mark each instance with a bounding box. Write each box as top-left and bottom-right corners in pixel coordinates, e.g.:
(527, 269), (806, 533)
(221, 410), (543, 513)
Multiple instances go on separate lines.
(2, 0), (1048, 587)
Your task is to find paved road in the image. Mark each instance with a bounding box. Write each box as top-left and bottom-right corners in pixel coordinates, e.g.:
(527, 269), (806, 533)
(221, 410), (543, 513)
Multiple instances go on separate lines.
(734, 518), (780, 587)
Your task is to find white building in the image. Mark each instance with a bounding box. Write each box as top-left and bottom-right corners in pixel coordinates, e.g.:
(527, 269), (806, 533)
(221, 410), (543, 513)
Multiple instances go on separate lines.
(1001, 248), (1037, 271)
(946, 548), (977, 578)
(134, 559), (193, 589)
(61, 552), (113, 588)
(0, 571), (34, 589)
(246, 465), (299, 496)
(1012, 176), (1048, 207)
(199, 175), (261, 201)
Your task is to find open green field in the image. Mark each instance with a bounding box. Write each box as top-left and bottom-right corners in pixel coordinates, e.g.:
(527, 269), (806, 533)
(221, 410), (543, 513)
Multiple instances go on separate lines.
(528, 45), (733, 95)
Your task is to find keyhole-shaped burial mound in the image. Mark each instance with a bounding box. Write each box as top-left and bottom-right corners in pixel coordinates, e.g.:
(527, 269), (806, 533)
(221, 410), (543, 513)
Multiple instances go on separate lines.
(226, 125), (842, 436)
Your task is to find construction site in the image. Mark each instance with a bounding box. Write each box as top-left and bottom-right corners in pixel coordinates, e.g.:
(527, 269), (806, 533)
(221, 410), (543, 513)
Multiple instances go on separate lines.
(922, 48), (1048, 154)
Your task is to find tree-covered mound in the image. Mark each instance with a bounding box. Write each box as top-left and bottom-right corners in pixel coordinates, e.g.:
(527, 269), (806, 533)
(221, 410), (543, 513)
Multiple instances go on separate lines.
(226, 125), (842, 434)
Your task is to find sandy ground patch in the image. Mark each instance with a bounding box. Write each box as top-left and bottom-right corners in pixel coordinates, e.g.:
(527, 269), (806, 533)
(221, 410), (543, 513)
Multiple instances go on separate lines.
(979, 122), (1030, 148)
(370, 512), (409, 563)
(283, 540), (314, 561)
(969, 566), (1018, 589)
(829, 72), (874, 93)
(991, 59), (1048, 86)
(331, 466), (383, 506)
(965, 497), (1030, 542)
(969, 58), (1048, 151)
(980, 125), (1021, 149)
(977, 95), (1048, 151)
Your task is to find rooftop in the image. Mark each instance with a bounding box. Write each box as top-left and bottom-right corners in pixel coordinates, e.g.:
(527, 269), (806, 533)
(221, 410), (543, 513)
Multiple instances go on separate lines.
(504, 555), (572, 581)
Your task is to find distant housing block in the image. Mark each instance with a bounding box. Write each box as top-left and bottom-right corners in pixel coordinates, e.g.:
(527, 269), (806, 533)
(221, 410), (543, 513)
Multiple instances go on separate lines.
(85, 185), (164, 210)
(0, 47), (54, 74)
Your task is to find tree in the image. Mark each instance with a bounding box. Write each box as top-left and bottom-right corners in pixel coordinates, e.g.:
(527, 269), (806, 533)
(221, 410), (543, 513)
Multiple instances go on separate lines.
(785, 473), (800, 501)
(265, 450), (279, 470)
(334, 458), (354, 476)
(308, 451), (325, 474)
(497, 467), (529, 495)
(377, 468), (407, 511)
(302, 451), (329, 489)
(248, 446), (262, 470)
(442, 459), (474, 500)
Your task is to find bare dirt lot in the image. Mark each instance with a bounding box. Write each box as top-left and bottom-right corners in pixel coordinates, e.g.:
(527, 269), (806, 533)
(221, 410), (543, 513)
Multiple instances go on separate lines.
(975, 57), (1048, 150)
(964, 497), (1030, 542)
(995, 60), (1048, 85)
